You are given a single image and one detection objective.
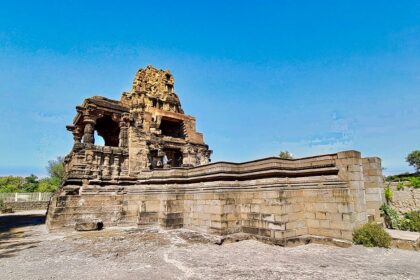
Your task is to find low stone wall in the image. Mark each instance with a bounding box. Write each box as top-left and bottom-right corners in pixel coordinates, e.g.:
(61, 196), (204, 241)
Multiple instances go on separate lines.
(47, 151), (384, 242)
(389, 182), (420, 214)
(48, 181), (354, 240)
(4, 201), (49, 211)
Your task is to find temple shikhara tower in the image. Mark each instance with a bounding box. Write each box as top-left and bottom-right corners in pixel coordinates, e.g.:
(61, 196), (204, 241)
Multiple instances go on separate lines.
(48, 66), (385, 244)
(64, 65), (211, 192)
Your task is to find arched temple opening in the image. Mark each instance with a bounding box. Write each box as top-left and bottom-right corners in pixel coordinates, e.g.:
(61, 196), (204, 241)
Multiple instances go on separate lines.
(95, 115), (120, 147)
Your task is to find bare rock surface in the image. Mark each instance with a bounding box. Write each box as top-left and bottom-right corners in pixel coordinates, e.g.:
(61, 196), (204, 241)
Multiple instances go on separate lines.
(1, 210), (419, 280)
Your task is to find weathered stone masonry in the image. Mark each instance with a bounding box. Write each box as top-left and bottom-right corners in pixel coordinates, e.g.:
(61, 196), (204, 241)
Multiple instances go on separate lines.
(47, 66), (385, 242)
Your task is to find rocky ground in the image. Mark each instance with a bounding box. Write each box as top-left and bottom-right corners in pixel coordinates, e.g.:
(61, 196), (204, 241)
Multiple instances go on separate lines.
(0, 210), (419, 280)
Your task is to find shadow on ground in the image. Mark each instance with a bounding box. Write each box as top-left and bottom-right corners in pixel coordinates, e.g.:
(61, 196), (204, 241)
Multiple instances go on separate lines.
(0, 212), (45, 258)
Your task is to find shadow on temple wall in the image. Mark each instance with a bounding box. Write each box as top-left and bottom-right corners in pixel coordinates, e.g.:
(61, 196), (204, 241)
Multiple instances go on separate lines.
(0, 212), (45, 258)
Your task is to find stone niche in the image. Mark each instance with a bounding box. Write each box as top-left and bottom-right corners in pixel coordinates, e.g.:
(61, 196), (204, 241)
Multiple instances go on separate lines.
(47, 66), (384, 243)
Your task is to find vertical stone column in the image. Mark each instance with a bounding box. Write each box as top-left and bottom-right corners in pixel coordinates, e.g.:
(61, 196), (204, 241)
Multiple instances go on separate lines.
(362, 157), (385, 223)
(119, 118), (129, 148)
(112, 155), (120, 178)
(335, 151), (367, 228)
(102, 147), (112, 177)
(83, 118), (96, 144)
(120, 151), (129, 177)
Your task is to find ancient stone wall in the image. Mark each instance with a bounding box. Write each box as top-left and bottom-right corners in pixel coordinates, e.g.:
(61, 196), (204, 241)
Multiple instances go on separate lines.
(4, 201), (49, 211)
(47, 151), (384, 241)
(362, 157), (385, 222)
(388, 182), (420, 214)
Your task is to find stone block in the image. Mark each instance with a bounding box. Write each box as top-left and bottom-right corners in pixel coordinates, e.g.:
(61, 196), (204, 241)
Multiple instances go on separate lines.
(75, 219), (103, 231)
(307, 219), (320, 228)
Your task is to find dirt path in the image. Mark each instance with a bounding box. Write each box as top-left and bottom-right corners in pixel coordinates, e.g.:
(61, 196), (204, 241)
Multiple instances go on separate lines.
(0, 210), (419, 280)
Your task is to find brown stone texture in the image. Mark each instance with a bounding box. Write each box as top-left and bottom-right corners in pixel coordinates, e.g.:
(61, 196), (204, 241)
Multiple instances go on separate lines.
(47, 66), (385, 242)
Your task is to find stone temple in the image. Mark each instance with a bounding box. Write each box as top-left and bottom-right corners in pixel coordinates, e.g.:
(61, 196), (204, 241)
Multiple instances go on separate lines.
(47, 65), (385, 243)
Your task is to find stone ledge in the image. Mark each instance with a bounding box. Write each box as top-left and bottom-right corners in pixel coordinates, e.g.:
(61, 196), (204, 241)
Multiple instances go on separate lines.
(387, 229), (420, 251)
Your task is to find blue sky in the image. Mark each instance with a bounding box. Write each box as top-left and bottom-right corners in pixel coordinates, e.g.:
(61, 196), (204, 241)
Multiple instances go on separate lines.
(0, 1), (419, 176)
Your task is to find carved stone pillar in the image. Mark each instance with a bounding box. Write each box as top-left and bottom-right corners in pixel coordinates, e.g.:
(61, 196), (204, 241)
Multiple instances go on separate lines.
(83, 118), (96, 144)
(102, 147), (112, 177)
(119, 114), (130, 148)
(112, 155), (120, 178)
(120, 154), (129, 177)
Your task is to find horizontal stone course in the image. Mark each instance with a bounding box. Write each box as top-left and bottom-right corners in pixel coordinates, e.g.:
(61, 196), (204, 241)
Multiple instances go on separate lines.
(47, 151), (384, 242)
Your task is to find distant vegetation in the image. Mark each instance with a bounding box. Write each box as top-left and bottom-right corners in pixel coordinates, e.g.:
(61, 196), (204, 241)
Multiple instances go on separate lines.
(385, 173), (420, 189)
(385, 150), (420, 189)
(406, 150), (420, 172)
(278, 151), (293, 159)
(0, 157), (64, 193)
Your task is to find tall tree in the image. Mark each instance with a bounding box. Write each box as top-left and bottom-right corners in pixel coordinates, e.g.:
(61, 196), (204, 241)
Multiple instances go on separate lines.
(406, 150), (420, 172)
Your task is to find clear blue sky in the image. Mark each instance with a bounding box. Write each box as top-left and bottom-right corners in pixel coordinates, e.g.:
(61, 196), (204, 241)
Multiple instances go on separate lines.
(0, 1), (419, 176)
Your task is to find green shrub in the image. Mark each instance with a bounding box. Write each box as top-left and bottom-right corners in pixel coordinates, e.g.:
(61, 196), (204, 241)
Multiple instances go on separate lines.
(384, 186), (393, 203)
(380, 203), (401, 229)
(400, 210), (420, 232)
(385, 173), (420, 189)
(353, 223), (392, 248)
(406, 177), (420, 189)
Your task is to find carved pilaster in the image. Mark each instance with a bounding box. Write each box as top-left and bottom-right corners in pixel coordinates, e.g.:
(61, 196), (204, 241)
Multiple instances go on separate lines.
(112, 155), (120, 178)
(119, 113), (130, 148)
(102, 147), (112, 177)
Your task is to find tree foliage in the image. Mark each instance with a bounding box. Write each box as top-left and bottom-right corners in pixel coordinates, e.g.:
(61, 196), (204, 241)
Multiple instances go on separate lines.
(47, 157), (65, 182)
(278, 151), (293, 159)
(0, 157), (64, 193)
(406, 150), (420, 172)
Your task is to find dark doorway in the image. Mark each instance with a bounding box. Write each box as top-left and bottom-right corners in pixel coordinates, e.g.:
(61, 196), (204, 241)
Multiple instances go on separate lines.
(159, 118), (184, 139)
